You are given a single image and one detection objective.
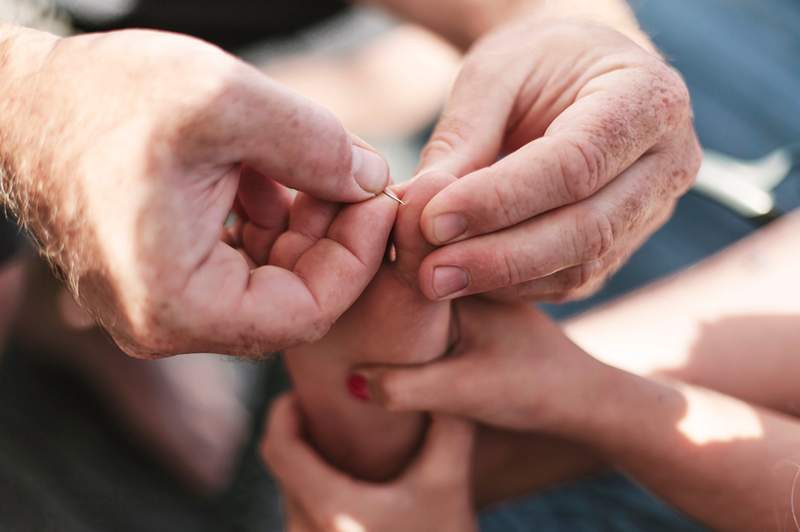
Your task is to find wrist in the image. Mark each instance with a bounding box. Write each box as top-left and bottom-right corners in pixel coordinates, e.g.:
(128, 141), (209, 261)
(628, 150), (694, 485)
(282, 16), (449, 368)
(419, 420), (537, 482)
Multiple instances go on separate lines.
(538, 355), (625, 437)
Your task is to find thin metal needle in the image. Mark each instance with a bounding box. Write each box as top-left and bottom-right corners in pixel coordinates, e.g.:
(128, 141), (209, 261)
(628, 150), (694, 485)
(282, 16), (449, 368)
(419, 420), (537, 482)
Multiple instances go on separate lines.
(382, 189), (407, 206)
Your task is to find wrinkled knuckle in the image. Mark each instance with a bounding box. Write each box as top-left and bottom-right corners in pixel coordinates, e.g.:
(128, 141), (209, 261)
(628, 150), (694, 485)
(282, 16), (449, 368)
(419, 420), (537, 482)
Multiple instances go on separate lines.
(666, 133), (703, 197)
(578, 260), (602, 291)
(575, 207), (616, 261)
(423, 120), (470, 162)
(489, 168), (523, 227)
(561, 263), (594, 292)
(558, 138), (605, 203)
(499, 249), (527, 287)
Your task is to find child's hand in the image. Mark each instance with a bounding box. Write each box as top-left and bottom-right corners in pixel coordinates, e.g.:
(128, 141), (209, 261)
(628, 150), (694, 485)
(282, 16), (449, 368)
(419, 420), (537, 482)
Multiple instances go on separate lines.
(354, 298), (611, 433)
(261, 394), (477, 532)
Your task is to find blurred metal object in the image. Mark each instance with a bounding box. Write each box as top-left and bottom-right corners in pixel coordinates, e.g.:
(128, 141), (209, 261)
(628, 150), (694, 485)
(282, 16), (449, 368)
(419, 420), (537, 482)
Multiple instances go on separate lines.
(694, 144), (798, 226)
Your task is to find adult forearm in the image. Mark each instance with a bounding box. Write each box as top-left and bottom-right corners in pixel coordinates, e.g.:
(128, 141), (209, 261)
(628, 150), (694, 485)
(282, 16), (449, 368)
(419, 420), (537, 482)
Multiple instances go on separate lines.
(362, 0), (648, 50)
(556, 365), (800, 531)
(0, 25), (63, 253)
(565, 211), (800, 417)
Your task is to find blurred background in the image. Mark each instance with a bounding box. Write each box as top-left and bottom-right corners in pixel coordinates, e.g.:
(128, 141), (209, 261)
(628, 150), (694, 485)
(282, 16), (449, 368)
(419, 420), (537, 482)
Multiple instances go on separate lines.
(0, 0), (798, 530)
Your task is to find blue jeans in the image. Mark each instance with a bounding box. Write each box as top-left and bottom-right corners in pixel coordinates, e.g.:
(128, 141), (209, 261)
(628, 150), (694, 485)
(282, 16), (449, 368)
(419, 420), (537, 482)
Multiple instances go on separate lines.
(480, 475), (706, 532)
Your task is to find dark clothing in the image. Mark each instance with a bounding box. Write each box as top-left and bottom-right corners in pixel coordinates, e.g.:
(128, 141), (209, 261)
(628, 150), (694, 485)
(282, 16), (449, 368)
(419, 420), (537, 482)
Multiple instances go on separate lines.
(0, 210), (22, 266)
(70, 0), (348, 50)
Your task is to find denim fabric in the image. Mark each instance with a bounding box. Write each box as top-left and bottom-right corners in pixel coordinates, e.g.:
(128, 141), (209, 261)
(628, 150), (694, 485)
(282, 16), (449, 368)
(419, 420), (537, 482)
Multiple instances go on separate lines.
(480, 474), (707, 532)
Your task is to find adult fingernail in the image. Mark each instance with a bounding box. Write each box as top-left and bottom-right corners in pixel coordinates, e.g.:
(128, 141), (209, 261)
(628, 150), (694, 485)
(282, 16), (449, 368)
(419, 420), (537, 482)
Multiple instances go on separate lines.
(433, 266), (469, 299)
(346, 373), (371, 401)
(351, 146), (389, 194)
(432, 214), (467, 243)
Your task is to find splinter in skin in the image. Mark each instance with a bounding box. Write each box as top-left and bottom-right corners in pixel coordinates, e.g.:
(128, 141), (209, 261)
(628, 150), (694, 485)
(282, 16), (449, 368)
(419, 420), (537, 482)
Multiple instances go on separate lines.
(271, 173), (456, 481)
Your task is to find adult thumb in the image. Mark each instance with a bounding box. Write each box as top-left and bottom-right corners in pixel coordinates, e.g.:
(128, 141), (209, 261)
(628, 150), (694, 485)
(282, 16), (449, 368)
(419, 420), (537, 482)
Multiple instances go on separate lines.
(215, 72), (390, 202)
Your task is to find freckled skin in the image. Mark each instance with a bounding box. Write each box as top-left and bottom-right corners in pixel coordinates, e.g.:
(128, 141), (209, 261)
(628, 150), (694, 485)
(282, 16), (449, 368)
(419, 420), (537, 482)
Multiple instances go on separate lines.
(0, 28), (390, 359)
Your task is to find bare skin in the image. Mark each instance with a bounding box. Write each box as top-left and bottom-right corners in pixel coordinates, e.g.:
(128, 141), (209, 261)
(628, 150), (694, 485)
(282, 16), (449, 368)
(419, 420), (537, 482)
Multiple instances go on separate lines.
(364, 0), (701, 304)
(276, 173), (455, 481)
(1, 0), (698, 358)
(0, 0), (700, 510)
(364, 212), (800, 531)
(0, 25), (390, 359)
(262, 396), (476, 532)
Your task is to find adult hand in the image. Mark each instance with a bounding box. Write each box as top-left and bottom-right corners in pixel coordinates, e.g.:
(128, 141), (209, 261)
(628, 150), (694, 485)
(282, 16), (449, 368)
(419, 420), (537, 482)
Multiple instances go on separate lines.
(261, 394), (477, 532)
(354, 298), (609, 433)
(0, 27), (393, 358)
(415, 19), (702, 302)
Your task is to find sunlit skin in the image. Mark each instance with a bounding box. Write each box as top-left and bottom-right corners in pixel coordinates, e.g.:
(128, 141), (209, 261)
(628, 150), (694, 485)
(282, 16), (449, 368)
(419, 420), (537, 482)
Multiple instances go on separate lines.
(1, 0), (699, 358)
(0, 27), (391, 359)
(3, 0), (703, 517)
(363, 296), (800, 531)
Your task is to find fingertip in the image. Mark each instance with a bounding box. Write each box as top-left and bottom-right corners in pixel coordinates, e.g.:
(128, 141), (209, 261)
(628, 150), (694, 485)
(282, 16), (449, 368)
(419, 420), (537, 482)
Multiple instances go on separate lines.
(417, 179), (465, 246)
(354, 367), (413, 412)
(351, 145), (390, 195)
(418, 252), (473, 302)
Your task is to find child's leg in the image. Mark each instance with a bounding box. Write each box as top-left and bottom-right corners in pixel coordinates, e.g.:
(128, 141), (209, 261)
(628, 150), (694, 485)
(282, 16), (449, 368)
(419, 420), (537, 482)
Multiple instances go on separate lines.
(279, 173), (456, 481)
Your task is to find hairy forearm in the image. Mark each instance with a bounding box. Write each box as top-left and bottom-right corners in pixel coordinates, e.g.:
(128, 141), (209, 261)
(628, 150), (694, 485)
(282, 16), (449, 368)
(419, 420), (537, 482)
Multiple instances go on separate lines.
(566, 211), (800, 417)
(555, 364), (800, 532)
(361, 0), (648, 50)
(0, 25), (65, 257)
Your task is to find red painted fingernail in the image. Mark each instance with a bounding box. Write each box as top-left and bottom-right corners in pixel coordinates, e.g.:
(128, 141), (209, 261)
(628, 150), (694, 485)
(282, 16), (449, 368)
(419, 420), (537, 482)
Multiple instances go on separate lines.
(346, 373), (370, 401)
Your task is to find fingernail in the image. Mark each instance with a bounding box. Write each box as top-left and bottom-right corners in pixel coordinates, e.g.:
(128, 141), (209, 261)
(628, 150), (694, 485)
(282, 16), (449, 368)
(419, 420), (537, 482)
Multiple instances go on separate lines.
(351, 146), (389, 194)
(432, 214), (467, 243)
(346, 373), (371, 401)
(433, 266), (469, 299)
